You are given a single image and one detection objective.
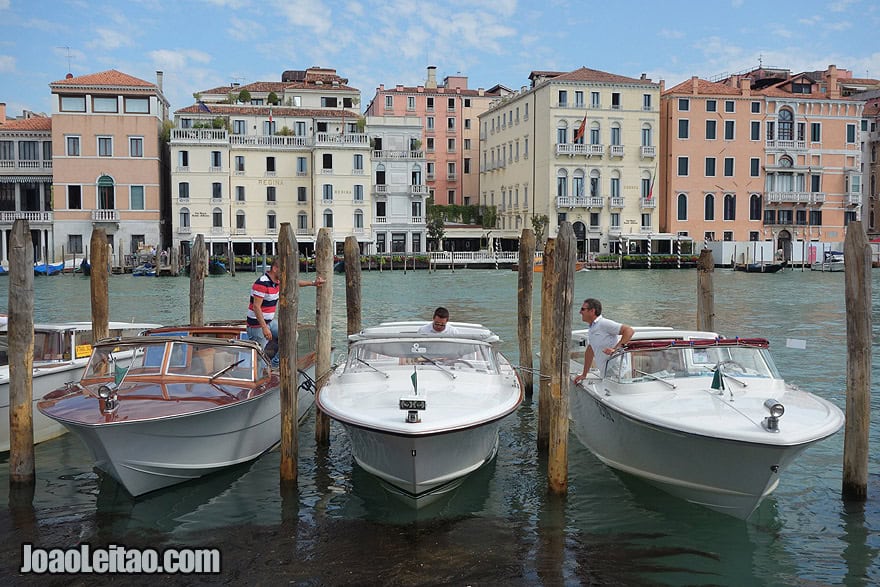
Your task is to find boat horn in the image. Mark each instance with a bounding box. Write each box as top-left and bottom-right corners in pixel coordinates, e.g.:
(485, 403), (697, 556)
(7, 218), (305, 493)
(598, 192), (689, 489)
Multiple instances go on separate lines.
(762, 399), (784, 431)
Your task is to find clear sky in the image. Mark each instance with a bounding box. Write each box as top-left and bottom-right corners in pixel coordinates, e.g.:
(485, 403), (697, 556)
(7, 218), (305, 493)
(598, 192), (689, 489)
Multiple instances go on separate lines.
(2, 0), (879, 118)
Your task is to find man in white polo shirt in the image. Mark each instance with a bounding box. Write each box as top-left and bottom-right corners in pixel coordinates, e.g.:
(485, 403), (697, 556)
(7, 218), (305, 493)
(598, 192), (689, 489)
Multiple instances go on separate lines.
(573, 298), (634, 381)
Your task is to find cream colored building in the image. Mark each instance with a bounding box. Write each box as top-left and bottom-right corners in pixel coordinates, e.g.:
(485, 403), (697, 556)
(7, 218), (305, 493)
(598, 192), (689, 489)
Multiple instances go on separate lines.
(170, 67), (370, 258)
(479, 67), (661, 258)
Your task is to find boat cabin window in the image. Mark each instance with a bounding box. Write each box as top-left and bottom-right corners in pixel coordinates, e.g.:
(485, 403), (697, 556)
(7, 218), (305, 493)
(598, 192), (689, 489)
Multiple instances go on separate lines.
(33, 331), (69, 362)
(166, 342), (255, 380)
(348, 340), (496, 372)
(607, 344), (779, 383)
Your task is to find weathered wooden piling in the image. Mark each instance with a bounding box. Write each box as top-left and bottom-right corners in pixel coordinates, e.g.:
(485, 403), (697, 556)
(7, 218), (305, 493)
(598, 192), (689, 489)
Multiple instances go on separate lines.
(189, 234), (207, 326)
(537, 238), (556, 452)
(228, 242), (236, 276)
(842, 221), (872, 501)
(696, 248), (715, 332)
(89, 228), (109, 341)
(8, 219), (35, 486)
(518, 228), (536, 397)
(544, 222), (575, 495)
(314, 228), (333, 445)
(344, 236), (362, 335)
(277, 224), (300, 483)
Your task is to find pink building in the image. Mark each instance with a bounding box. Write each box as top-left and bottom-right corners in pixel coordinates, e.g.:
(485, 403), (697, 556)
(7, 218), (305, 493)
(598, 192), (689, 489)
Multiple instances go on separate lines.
(365, 66), (510, 207)
(49, 70), (170, 263)
(661, 65), (867, 258)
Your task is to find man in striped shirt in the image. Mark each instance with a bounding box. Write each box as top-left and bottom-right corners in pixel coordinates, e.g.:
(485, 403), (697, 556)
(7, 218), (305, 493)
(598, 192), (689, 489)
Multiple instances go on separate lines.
(246, 258), (324, 362)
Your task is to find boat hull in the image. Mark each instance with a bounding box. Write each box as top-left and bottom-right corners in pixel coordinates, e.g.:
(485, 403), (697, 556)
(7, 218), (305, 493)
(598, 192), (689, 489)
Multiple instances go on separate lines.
(570, 385), (823, 519)
(343, 419), (504, 507)
(52, 374), (314, 496)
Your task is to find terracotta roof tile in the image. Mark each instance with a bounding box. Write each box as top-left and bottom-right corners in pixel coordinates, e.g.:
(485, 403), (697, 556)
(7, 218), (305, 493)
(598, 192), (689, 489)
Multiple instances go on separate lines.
(0, 116), (52, 131)
(550, 67), (657, 86)
(662, 77), (744, 96)
(50, 69), (156, 88)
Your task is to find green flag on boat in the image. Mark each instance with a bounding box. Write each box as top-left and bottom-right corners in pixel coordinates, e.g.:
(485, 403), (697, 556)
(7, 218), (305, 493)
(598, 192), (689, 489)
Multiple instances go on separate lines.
(711, 368), (725, 391)
(411, 367), (418, 393)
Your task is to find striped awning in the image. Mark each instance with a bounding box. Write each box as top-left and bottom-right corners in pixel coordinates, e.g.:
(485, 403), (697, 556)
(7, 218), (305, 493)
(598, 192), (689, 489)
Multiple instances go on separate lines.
(0, 176), (52, 183)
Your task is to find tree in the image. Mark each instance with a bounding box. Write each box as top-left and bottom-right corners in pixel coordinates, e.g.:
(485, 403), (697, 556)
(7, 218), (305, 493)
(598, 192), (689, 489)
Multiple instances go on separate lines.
(531, 214), (550, 250)
(267, 91), (280, 105)
(426, 201), (447, 251)
(277, 126), (293, 136)
(237, 89), (252, 104)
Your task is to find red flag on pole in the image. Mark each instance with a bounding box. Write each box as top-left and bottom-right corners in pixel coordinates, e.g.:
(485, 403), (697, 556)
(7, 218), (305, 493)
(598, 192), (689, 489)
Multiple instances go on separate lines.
(647, 168), (656, 200)
(573, 112), (587, 143)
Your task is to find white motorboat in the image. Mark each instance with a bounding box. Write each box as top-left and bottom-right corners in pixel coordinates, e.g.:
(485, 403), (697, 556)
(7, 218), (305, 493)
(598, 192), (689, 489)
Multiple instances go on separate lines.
(0, 320), (160, 452)
(38, 323), (318, 496)
(317, 321), (523, 507)
(811, 250), (845, 272)
(569, 328), (844, 519)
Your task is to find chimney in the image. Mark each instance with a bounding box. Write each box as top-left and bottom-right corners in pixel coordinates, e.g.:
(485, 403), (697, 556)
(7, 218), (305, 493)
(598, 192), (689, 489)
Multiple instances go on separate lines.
(740, 77), (751, 97)
(826, 64), (840, 99)
(426, 65), (437, 89)
(156, 71), (164, 92)
(691, 76), (699, 95)
(0, 103), (5, 124)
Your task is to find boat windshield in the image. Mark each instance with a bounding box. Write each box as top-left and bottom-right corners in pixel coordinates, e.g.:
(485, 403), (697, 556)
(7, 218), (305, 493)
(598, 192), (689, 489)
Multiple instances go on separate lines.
(83, 341), (259, 381)
(347, 339), (497, 373)
(605, 344), (780, 383)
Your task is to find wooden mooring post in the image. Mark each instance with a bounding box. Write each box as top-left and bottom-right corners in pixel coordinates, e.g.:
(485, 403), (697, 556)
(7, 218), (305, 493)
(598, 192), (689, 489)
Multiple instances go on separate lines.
(277, 224), (300, 483)
(842, 221), (871, 501)
(542, 222), (575, 495)
(696, 248), (715, 332)
(8, 219), (35, 486)
(536, 238), (556, 452)
(89, 229), (109, 341)
(344, 236), (362, 335)
(189, 235), (207, 326)
(517, 228), (536, 398)
(314, 229), (333, 445)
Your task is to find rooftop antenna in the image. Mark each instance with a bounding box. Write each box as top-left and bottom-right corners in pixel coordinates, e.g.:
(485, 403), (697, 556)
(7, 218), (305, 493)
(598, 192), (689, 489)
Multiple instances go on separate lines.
(758, 54), (763, 68)
(57, 46), (73, 73)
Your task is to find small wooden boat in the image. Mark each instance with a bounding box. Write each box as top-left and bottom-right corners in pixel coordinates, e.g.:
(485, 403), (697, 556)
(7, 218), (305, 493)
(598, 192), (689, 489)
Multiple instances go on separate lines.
(34, 261), (64, 276)
(734, 261), (786, 273)
(0, 320), (161, 451)
(38, 323), (317, 496)
(318, 321), (522, 507)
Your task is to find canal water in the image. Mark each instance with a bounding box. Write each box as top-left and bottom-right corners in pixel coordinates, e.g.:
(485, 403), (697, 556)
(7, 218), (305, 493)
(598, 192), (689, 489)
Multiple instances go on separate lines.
(0, 267), (878, 585)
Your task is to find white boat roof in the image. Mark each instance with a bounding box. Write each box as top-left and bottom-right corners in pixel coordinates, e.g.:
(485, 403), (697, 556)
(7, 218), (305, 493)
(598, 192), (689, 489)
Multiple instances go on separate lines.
(0, 320), (161, 334)
(349, 321), (501, 344)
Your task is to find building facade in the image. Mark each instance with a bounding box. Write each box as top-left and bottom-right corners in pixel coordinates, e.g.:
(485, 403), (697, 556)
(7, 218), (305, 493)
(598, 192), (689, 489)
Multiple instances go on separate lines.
(170, 67), (370, 258)
(365, 66), (510, 208)
(480, 67), (662, 258)
(662, 65), (867, 260)
(49, 70), (169, 262)
(859, 90), (880, 238)
(0, 107), (54, 264)
(365, 116), (426, 253)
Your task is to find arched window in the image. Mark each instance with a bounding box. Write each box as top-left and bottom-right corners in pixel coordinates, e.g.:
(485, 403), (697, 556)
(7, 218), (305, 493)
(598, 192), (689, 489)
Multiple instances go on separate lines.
(556, 120), (568, 145)
(97, 175), (115, 209)
(778, 109), (794, 141)
(236, 210), (246, 229)
(723, 194), (736, 220)
(677, 193), (688, 221)
(411, 163), (422, 186)
(749, 194), (762, 220)
(610, 170), (621, 199)
(589, 169), (601, 198)
(354, 208), (364, 229)
(572, 169), (585, 198)
(610, 123), (621, 146)
(641, 124), (653, 147)
(323, 208), (333, 228)
(212, 207), (223, 227)
(375, 164), (386, 185)
(179, 207), (190, 228)
(556, 169), (568, 198)
(297, 211), (308, 230)
(704, 194), (715, 221)
(589, 121), (600, 145)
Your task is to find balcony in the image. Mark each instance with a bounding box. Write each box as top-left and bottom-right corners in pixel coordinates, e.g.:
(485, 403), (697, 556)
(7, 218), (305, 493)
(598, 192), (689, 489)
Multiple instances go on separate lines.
(640, 146), (656, 158)
(315, 133), (368, 147)
(639, 198), (657, 208)
(0, 211), (53, 224)
(372, 150), (425, 160)
(765, 191), (824, 205)
(209, 166), (224, 173)
(609, 145), (625, 157)
(766, 139), (807, 151)
(411, 216), (424, 224)
(91, 209), (119, 222)
(410, 185), (428, 195)
(171, 128), (228, 145)
(229, 135), (312, 150)
(177, 226), (192, 234)
(588, 224), (602, 233)
(555, 143), (604, 157)
(587, 197), (604, 208)
(447, 173), (457, 181)
(609, 197), (625, 208)
(374, 216), (387, 224)
(846, 193), (862, 206)
(373, 184), (388, 195)
(556, 196), (589, 208)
